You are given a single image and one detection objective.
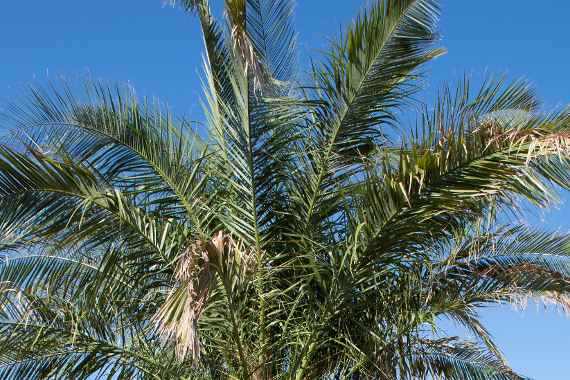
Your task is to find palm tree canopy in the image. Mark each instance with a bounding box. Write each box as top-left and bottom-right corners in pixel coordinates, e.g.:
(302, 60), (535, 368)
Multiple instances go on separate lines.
(0, 0), (569, 379)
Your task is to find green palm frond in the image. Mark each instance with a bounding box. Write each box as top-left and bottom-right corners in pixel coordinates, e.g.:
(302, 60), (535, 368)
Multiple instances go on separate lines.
(412, 339), (527, 380)
(0, 143), (180, 255)
(288, 0), (445, 245)
(8, 82), (210, 223)
(358, 78), (570, 261)
(246, 0), (296, 83)
(0, 288), (161, 379)
(314, 0), (444, 142)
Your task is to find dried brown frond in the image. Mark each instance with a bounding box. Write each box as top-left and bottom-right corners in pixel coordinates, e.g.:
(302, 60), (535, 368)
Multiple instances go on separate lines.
(153, 234), (218, 362)
(153, 230), (258, 362)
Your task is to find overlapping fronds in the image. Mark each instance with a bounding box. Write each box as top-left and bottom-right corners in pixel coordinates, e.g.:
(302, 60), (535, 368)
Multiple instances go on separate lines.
(357, 77), (570, 261)
(288, 0), (445, 246)
(0, 0), (568, 379)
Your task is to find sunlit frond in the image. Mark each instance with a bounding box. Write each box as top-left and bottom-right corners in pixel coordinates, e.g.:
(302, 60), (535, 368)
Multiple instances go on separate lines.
(358, 78), (570, 262)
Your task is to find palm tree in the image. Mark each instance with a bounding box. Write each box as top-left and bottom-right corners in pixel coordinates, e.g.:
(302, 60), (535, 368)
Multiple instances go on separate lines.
(0, 0), (569, 378)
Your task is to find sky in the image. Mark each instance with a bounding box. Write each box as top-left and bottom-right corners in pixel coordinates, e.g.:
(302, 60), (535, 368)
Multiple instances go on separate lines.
(1, 1), (570, 378)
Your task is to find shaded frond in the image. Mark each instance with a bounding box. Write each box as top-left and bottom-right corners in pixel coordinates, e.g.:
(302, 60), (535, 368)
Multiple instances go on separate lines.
(412, 339), (527, 380)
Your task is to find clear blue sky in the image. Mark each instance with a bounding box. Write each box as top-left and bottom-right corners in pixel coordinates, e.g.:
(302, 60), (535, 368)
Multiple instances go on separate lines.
(1, 1), (569, 378)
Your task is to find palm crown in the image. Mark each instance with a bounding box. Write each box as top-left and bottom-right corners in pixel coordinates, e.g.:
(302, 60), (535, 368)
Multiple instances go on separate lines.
(0, 0), (569, 379)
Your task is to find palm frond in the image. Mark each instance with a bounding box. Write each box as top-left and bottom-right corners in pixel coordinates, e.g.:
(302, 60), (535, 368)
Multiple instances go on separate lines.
(7, 82), (211, 227)
(246, 0), (296, 83)
(291, 0), (445, 244)
(412, 339), (527, 380)
(359, 78), (570, 261)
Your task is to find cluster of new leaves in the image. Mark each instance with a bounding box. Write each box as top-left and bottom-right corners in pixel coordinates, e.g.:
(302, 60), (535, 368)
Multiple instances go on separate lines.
(0, 0), (569, 379)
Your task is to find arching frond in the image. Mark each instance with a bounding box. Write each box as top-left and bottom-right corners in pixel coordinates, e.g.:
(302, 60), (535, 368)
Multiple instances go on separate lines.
(358, 78), (570, 261)
(7, 82), (211, 227)
(290, 0), (445, 245)
(411, 339), (527, 380)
